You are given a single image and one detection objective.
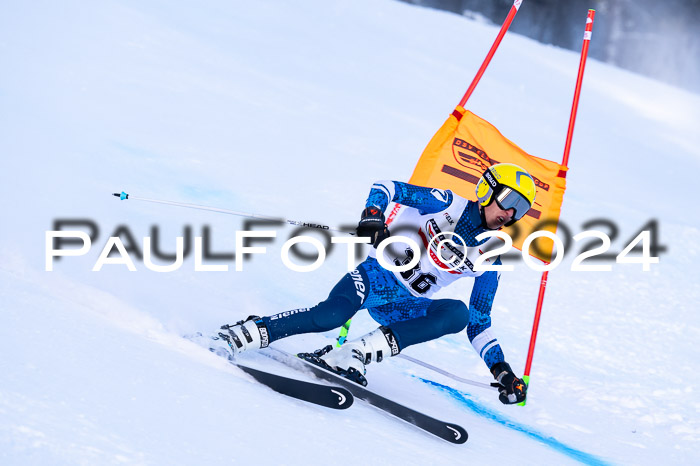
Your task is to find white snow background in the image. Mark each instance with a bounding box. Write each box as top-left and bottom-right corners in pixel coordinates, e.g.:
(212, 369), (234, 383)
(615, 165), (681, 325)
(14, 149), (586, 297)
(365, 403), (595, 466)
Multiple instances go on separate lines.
(1, 0), (699, 465)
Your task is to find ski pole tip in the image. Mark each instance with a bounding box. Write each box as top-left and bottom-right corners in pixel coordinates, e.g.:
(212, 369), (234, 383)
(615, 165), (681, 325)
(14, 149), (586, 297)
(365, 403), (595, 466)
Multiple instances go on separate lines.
(112, 191), (129, 200)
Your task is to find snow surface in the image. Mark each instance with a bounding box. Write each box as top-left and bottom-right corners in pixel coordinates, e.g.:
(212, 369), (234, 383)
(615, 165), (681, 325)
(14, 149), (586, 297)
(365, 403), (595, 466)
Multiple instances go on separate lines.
(1, 0), (699, 464)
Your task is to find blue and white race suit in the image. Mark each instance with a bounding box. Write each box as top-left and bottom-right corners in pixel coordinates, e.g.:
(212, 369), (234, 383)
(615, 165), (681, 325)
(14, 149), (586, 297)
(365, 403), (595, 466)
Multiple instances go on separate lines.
(262, 181), (507, 370)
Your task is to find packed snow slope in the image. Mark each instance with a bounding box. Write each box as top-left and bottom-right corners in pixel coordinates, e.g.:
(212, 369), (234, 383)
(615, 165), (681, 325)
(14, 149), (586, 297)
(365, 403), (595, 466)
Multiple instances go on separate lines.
(1, 0), (699, 464)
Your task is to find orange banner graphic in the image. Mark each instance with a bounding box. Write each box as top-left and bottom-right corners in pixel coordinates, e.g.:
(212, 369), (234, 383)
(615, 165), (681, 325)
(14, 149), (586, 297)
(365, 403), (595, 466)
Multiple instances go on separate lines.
(409, 106), (567, 262)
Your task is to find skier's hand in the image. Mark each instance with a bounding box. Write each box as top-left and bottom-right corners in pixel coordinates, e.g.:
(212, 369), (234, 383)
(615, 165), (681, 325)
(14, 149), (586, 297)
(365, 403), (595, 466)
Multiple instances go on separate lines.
(490, 362), (527, 404)
(356, 207), (390, 248)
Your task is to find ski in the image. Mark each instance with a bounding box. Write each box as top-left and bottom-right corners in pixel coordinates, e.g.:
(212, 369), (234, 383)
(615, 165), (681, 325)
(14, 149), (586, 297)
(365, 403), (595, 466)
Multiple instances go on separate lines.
(262, 347), (468, 444)
(233, 361), (354, 410)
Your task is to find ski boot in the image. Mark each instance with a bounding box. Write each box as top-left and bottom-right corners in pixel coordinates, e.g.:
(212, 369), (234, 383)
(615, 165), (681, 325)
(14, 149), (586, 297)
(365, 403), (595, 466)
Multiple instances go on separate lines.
(298, 326), (400, 386)
(218, 315), (270, 358)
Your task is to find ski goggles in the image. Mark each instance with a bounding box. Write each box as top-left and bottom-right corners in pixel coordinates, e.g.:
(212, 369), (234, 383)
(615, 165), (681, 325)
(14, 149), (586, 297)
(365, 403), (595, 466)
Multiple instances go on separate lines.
(494, 186), (531, 222)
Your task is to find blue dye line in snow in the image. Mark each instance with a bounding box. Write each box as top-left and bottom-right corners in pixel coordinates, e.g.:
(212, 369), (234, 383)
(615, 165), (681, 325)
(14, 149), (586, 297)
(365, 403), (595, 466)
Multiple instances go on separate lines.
(418, 378), (611, 466)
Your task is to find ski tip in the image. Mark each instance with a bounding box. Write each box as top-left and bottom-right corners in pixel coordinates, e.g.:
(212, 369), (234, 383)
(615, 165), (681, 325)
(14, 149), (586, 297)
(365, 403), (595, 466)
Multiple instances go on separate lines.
(446, 424), (468, 444)
(112, 191), (129, 200)
(330, 387), (354, 409)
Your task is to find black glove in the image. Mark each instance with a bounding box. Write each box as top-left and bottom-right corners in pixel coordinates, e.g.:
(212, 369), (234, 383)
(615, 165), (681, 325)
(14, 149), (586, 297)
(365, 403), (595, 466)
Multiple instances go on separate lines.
(356, 207), (390, 248)
(490, 362), (527, 404)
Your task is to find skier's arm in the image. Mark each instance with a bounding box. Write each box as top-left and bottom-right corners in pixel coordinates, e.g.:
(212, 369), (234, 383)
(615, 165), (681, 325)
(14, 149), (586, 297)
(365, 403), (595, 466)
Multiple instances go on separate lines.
(468, 260), (528, 404)
(467, 261), (505, 370)
(365, 181), (453, 215)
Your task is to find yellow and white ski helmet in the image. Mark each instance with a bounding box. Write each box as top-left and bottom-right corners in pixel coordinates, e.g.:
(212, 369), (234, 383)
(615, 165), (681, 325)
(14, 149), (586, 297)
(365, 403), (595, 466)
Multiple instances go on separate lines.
(475, 163), (536, 226)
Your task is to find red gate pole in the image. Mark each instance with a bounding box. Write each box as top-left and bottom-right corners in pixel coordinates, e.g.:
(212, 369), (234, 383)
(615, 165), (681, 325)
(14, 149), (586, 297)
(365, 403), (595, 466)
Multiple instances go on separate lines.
(520, 9), (596, 404)
(459, 0), (524, 107)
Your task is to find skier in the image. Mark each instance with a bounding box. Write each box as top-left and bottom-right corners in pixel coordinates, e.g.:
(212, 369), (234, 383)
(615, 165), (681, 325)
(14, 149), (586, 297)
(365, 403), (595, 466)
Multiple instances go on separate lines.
(219, 163), (533, 404)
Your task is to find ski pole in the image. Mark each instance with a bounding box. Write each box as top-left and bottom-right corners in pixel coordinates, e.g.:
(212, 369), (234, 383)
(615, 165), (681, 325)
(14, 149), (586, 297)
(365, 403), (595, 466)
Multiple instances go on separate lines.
(336, 319), (352, 347)
(336, 321), (495, 391)
(112, 191), (355, 235)
(397, 354), (497, 391)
